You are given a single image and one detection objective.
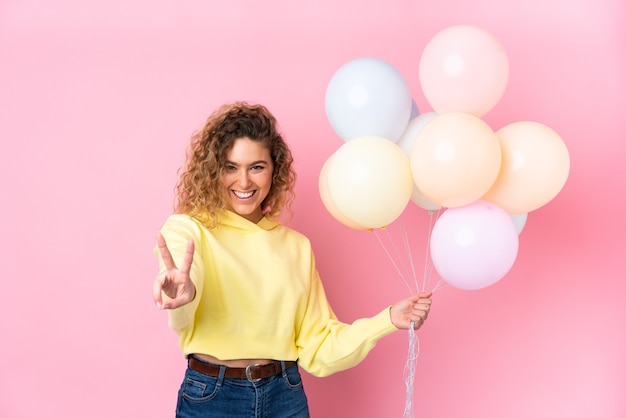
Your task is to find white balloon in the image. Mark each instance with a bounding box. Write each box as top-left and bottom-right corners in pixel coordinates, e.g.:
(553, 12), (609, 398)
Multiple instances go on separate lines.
(396, 112), (440, 211)
(410, 99), (420, 119)
(410, 187), (441, 211)
(325, 58), (412, 142)
(511, 212), (528, 235)
(396, 112), (438, 155)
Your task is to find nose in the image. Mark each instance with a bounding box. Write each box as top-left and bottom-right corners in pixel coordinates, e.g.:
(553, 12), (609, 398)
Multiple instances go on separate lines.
(237, 169), (252, 187)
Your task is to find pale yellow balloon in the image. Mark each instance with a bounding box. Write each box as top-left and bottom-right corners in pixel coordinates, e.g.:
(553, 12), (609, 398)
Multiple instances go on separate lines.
(482, 121), (570, 214)
(410, 112), (502, 208)
(326, 136), (413, 229)
(318, 155), (368, 230)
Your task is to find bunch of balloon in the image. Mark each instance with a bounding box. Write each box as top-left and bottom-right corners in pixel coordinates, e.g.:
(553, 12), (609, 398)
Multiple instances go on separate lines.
(319, 26), (570, 418)
(412, 24), (570, 291)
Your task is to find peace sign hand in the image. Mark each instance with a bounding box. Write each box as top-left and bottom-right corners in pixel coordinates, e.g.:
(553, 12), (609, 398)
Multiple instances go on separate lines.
(153, 233), (196, 310)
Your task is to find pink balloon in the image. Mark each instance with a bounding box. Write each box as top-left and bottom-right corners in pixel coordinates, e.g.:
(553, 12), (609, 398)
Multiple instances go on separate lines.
(430, 200), (519, 290)
(419, 25), (509, 117)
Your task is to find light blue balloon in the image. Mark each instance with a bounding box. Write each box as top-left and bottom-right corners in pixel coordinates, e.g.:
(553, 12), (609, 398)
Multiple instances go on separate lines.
(325, 58), (412, 142)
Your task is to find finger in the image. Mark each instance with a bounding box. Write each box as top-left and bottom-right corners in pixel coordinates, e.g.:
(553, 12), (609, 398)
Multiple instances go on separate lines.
(160, 290), (191, 310)
(416, 298), (432, 308)
(413, 305), (429, 318)
(152, 275), (164, 309)
(410, 316), (424, 330)
(156, 233), (177, 270)
(418, 292), (433, 298)
(414, 304), (430, 313)
(407, 294), (422, 304)
(178, 239), (195, 275)
(161, 297), (184, 310)
(412, 311), (427, 324)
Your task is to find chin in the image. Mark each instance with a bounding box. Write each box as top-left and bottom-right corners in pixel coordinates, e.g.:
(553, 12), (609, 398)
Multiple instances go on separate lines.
(230, 204), (260, 218)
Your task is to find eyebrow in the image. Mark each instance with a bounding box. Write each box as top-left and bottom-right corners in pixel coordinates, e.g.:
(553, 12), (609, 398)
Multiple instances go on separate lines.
(224, 159), (269, 166)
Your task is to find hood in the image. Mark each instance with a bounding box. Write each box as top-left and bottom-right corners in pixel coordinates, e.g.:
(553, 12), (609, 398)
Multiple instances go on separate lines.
(216, 209), (281, 233)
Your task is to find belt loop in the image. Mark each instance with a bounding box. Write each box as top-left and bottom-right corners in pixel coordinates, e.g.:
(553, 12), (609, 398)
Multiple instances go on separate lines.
(280, 360), (287, 377)
(217, 365), (226, 386)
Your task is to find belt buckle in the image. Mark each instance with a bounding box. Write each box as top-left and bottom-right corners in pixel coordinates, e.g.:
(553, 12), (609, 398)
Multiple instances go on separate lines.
(245, 364), (262, 382)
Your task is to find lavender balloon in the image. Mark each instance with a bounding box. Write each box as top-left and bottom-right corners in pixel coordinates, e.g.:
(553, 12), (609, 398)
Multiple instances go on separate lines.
(430, 200), (519, 290)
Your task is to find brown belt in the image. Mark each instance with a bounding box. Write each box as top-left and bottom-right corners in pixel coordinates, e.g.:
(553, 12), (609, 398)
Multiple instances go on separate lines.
(189, 356), (297, 382)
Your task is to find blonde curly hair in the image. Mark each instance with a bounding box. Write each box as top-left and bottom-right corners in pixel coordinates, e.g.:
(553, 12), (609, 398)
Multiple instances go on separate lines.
(174, 101), (296, 227)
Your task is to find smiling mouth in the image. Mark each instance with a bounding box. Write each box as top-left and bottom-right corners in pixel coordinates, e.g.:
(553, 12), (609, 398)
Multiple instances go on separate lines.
(233, 190), (256, 199)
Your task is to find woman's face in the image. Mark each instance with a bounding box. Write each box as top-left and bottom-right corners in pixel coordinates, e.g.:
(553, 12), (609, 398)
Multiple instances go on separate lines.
(222, 137), (274, 223)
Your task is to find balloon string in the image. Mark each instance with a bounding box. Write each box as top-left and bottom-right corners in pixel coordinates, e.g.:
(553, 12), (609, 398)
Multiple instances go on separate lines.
(422, 209), (442, 292)
(403, 322), (420, 418)
(406, 209), (445, 418)
(373, 208), (445, 418)
(384, 222), (416, 288)
(431, 278), (447, 294)
(421, 212), (434, 292)
(373, 229), (414, 294)
(399, 222), (419, 293)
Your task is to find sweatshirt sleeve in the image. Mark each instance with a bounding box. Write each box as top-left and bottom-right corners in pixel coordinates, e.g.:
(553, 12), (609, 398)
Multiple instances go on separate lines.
(294, 252), (398, 377)
(154, 214), (205, 333)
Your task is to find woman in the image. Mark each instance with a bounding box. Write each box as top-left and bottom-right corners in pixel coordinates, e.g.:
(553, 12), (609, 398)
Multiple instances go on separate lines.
(153, 101), (432, 417)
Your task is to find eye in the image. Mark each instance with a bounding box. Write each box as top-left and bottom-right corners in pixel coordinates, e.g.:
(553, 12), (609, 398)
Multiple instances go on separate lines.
(251, 165), (265, 171)
(225, 164), (237, 171)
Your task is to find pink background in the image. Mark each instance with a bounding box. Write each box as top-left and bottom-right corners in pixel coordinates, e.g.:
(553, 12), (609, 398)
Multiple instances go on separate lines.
(1, 0), (625, 417)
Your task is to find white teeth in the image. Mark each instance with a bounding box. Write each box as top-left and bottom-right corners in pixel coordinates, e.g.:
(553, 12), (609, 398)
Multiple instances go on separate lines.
(234, 191), (254, 199)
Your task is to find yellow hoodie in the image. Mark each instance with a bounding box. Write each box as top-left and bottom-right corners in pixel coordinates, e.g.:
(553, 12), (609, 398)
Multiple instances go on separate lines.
(156, 210), (397, 377)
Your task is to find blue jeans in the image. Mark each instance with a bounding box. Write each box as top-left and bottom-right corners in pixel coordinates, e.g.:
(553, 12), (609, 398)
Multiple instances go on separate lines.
(175, 357), (310, 417)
